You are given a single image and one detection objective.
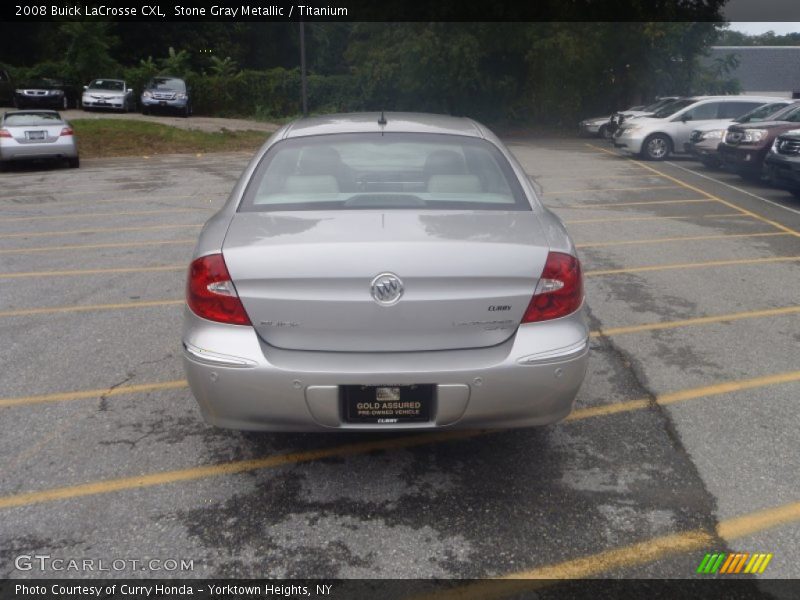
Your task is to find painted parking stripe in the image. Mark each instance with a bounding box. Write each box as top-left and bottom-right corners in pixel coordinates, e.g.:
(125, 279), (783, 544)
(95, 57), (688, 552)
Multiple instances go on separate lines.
(576, 231), (790, 249)
(418, 501), (800, 600)
(0, 207), (210, 223)
(0, 370), (797, 510)
(0, 223), (203, 239)
(585, 256), (800, 277)
(587, 144), (800, 238)
(0, 239), (196, 255)
(0, 265), (186, 279)
(564, 213), (748, 225)
(547, 185), (680, 194)
(591, 306), (800, 338)
(0, 299), (183, 318)
(0, 380), (189, 409)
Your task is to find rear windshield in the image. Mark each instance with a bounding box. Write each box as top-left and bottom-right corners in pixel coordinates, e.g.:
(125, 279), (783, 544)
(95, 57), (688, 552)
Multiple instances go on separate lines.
(88, 80), (124, 91)
(147, 78), (186, 91)
(239, 133), (530, 212)
(652, 99), (696, 118)
(4, 112), (62, 126)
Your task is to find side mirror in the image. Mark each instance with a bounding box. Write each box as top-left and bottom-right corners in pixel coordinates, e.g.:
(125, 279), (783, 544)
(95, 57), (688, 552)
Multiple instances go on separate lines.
(681, 114), (691, 123)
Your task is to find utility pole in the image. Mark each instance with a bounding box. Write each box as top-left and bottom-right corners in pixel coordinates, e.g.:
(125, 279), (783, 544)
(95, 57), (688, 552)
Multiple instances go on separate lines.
(300, 21), (308, 117)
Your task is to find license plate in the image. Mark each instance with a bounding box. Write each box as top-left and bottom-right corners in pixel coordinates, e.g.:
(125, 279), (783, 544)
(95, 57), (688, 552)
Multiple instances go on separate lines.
(342, 384), (433, 424)
(26, 131), (45, 140)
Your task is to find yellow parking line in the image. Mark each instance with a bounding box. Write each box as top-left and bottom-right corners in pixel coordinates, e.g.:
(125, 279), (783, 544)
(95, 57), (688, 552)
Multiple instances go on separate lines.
(0, 369), (797, 510)
(0, 380), (188, 409)
(587, 144), (800, 238)
(0, 299), (184, 318)
(0, 223), (203, 239)
(548, 185), (679, 195)
(537, 172), (665, 180)
(0, 208), (209, 223)
(422, 501), (800, 599)
(564, 213), (748, 225)
(553, 198), (713, 209)
(585, 256), (800, 276)
(0, 265), (186, 279)
(576, 231), (790, 249)
(591, 306), (800, 337)
(0, 239), (196, 255)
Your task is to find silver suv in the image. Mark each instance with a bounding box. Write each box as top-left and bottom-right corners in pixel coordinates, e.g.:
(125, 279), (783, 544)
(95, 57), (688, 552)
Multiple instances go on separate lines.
(613, 95), (780, 160)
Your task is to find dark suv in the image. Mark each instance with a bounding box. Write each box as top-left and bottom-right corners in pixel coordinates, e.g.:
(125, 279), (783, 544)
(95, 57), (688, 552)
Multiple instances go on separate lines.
(0, 69), (13, 106)
(764, 130), (800, 198)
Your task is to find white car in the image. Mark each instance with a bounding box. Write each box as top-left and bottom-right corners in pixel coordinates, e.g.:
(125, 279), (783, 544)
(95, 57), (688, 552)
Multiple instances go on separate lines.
(613, 96), (780, 160)
(81, 79), (135, 112)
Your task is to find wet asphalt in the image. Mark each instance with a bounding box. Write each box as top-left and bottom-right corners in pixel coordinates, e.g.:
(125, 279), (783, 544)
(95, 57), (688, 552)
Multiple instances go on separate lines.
(0, 138), (798, 592)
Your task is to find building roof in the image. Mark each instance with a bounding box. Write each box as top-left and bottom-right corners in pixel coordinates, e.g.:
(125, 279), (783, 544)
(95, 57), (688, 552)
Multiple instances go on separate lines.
(704, 46), (800, 93)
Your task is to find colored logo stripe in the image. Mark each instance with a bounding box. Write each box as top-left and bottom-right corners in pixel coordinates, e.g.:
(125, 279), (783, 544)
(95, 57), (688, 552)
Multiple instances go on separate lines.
(698, 552), (773, 574)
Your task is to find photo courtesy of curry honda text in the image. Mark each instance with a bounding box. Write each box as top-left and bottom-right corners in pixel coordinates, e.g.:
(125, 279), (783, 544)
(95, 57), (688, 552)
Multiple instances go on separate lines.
(182, 113), (588, 431)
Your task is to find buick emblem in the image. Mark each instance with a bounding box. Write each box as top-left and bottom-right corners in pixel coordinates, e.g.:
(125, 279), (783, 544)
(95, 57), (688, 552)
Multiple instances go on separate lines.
(370, 273), (404, 306)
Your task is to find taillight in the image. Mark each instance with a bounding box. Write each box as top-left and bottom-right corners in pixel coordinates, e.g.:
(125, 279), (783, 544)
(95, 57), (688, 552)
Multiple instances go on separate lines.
(186, 254), (251, 325)
(0, 129), (11, 138)
(59, 127), (74, 136)
(521, 252), (583, 323)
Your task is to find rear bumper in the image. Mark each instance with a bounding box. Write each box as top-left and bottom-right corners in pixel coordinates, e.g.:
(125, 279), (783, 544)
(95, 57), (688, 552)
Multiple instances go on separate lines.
(0, 138), (77, 161)
(182, 307), (590, 432)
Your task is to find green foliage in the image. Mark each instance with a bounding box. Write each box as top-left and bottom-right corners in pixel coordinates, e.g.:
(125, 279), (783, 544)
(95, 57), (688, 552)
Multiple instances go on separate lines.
(59, 22), (120, 84)
(207, 56), (241, 78)
(159, 47), (192, 77)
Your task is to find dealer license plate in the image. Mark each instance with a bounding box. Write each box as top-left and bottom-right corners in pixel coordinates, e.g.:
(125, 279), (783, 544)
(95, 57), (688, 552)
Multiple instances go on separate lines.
(26, 131), (45, 140)
(342, 384), (433, 424)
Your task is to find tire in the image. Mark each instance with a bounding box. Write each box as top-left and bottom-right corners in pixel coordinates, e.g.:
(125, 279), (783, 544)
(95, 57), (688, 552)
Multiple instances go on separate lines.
(67, 157), (79, 168)
(737, 168), (762, 182)
(701, 157), (721, 169)
(641, 134), (672, 161)
(181, 104), (190, 118)
(142, 106), (149, 116)
(599, 124), (612, 140)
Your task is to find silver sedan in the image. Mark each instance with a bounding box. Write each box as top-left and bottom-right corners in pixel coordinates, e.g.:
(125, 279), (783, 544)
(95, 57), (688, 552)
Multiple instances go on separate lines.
(0, 110), (79, 169)
(182, 112), (589, 431)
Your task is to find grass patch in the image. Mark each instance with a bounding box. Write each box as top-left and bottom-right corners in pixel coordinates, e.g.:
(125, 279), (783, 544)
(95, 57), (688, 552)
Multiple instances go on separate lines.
(71, 119), (269, 158)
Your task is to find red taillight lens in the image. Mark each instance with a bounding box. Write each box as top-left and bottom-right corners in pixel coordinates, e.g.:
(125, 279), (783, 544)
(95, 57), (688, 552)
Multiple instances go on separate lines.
(0, 129), (11, 138)
(521, 252), (583, 323)
(59, 127), (74, 136)
(186, 254), (251, 325)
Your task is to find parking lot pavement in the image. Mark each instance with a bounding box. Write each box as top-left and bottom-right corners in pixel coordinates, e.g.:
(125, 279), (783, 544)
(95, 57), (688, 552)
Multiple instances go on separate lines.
(0, 142), (798, 588)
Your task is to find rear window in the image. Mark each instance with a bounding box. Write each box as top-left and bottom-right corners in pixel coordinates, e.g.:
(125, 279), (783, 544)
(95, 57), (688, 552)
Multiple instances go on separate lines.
(239, 133), (530, 212)
(4, 112), (62, 126)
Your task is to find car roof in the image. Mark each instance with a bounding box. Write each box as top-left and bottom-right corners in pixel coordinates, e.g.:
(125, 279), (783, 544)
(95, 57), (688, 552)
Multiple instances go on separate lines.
(282, 112), (487, 139)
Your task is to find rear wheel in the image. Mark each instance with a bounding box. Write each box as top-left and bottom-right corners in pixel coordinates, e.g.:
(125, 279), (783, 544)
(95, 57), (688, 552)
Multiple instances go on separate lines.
(142, 106), (150, 115)
(599, 124), (613, 140)
(67, 157), (80, 169)
(641, 134), (672, 161)
(737, 168), (762, 182)
(701, 157), (721, 169)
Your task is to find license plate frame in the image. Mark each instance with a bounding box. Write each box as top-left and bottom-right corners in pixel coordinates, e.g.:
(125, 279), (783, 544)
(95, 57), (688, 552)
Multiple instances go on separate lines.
(26, 131), (46, 140)
(341, 384), (434, 424)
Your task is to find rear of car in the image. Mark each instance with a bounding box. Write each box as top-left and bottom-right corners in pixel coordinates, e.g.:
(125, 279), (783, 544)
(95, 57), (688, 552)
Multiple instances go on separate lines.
(140, 76), (191, 117)
(182, 113), (589, 431)
(718, 102), (800, 180)
(0, 110), (79, 168)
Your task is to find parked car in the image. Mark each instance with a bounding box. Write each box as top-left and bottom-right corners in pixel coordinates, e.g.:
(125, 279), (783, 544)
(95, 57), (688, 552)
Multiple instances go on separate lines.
(687, 100), (795, 168)
(764, 130), (800, 198)
(13, 78), (79, 110)
(0, 110), (79, 169)
(613, 96), (779, 160)
(0, 69), (13, 106)
(81, 79), (135, 112)
(182, 112), (589, 431)
(717, 103), (800, 180)
(140, 76), (191, 117)
(579, 105), (644, 138)
(608, 96), (681, 134)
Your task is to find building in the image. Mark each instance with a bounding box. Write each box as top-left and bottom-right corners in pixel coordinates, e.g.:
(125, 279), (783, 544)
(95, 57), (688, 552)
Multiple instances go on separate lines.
(704, 46), (800, 98)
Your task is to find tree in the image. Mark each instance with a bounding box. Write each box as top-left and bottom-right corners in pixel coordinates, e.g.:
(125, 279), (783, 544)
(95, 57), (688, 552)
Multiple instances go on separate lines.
(59, 22), (119, 83)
